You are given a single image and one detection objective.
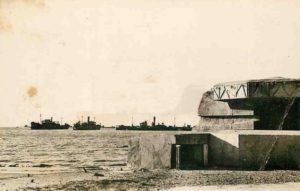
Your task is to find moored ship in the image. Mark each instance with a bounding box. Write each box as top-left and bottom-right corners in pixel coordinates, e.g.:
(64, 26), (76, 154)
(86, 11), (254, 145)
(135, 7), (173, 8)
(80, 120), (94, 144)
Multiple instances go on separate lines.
(73, 116), (101, 130)
(116, 116), (192, 131)
(31, 117), (70, 130)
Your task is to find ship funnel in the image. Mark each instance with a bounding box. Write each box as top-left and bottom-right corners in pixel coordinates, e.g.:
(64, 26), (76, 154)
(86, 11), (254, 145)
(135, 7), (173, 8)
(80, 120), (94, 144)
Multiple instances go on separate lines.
(153, 116), (156, 126)
(51, 117), (53, 122)
(88, 116), (90, 122)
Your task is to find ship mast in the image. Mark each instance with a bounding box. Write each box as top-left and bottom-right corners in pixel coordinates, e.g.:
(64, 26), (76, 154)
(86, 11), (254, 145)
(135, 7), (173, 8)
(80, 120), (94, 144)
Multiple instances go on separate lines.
(174, 117), (176, 127)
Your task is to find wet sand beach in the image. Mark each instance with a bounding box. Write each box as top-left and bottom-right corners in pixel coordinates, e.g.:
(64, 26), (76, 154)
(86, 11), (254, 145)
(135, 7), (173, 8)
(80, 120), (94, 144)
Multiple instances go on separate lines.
(3, 169), (300, 190)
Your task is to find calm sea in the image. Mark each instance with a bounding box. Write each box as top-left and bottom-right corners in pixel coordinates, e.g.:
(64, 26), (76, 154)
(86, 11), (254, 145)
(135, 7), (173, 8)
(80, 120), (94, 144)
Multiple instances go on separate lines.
(0, 127), (141, 174)
(0, 127), (184, 175)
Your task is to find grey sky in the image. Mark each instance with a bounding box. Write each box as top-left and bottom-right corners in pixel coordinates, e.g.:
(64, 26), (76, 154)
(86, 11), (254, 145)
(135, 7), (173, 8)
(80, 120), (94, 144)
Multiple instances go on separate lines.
(0, 0), (299, 126)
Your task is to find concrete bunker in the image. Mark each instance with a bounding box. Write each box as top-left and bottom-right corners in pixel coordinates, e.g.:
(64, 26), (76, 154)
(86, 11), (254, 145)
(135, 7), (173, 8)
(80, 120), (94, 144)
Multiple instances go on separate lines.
(197, 78), (300, 131)
(128, 78), (300, 171)
(170, 134), (209, 170)
(128, 133), (240, 170)
(239, 132), (300, 170)
(171, 144), (206, 170)
(174, 134), (209, 170)
(128, 131), (300, 171)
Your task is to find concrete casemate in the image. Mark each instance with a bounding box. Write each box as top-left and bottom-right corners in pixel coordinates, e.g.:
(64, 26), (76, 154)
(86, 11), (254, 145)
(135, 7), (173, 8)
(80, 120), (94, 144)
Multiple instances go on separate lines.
(128, 131), (300, 170)
(197, 77), (300, 131)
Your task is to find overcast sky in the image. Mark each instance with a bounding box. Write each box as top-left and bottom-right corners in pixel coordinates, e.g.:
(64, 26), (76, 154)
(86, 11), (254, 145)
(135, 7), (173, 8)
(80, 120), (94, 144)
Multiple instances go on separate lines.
(0, 0), (300, 126)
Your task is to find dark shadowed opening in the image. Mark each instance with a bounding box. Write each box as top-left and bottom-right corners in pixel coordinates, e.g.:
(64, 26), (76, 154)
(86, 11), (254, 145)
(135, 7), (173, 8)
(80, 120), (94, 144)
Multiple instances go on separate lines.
(171, 144), (204, 170)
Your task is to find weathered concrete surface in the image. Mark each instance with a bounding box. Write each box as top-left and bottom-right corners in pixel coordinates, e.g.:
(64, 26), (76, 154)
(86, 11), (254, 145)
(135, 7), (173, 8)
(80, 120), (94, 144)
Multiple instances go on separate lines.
(198, 92), (254, 116)
(174, 134), (210, 170)
(128, 133), (239, 169)
(128, 134), (210, 170)
(128, 130), (300, 170)
(175, 134), (209, 145)
(128, 137), (141, 169)
(198, 92), (233, 116)
(253, 98), (300, 130)
(197, 78), (300, 131)
(197, 91), (256, 131)
(128, 135), (176, 169)
(208, 132), (239, 168)
(239, 131), (300, 170)
(198, 117), (257, 131)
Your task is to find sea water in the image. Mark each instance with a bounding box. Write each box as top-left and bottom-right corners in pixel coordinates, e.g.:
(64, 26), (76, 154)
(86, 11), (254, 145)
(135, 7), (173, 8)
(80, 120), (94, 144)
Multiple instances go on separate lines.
(0, 128), (132, 174)
(0, 127), (181, 175)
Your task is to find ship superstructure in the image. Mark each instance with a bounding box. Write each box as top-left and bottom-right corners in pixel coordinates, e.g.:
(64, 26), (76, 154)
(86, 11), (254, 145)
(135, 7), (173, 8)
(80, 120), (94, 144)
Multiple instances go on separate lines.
(116, 116), (192, 131)
(73, 116), (101, 130)
(31, 117), (70, 130)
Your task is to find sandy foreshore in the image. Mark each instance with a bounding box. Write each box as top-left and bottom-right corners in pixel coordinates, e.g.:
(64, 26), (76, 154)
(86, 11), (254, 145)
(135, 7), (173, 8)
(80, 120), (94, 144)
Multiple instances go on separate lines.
(165, 182), (300, 191)
(2, 169), (300, 190)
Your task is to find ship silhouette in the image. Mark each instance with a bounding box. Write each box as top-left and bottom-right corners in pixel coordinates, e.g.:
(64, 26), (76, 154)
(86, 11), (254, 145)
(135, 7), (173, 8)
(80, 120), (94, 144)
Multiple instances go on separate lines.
(116, 116), (192, 131)
(31, 117), (70, 130)
(73, 116), (101, 130)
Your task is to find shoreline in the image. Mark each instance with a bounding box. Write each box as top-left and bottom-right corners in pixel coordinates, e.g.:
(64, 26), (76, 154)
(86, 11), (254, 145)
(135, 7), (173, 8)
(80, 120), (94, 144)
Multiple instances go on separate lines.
(2, 169), (300, 190)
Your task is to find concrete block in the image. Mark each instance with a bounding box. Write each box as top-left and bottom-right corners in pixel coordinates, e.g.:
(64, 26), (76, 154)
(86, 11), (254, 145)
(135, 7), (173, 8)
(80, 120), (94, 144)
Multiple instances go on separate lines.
(208, 132), (239, 167)
(128, 137), (141, 169)
(128, 134), (176, 169)
(239, 134), (300, 170)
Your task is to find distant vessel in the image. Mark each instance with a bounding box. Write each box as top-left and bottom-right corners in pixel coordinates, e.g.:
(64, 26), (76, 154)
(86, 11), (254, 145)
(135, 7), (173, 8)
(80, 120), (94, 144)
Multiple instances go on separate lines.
(31, 117), (70, 130)
(73, 116), (101, 130)
(116, 116), (192, 131)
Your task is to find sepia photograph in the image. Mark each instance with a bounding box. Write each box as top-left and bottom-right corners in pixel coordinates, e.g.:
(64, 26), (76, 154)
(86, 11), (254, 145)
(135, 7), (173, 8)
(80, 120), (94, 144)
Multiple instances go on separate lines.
(0, 0), (300, 190)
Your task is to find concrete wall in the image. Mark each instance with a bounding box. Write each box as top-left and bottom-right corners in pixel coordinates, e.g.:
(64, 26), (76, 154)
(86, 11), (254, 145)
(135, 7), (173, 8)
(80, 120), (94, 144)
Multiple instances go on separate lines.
(198, 117), (256, 131)
(239, 134), (300, 170)
(128, 133), (239, 169)
(175, 134), (209, 145)
(128, 137), (141, 169)
(197, 91), (256, 131)
(198, 92), (234, 116)
(198, 92), (253, 116)
(253, 98), (300, 130)
(208, 132), (239, 168)
(128, 131), (300, 170)
(175, 133), (239, 168)
(198, 89), (300, 131)
(128, 134), (176, 169)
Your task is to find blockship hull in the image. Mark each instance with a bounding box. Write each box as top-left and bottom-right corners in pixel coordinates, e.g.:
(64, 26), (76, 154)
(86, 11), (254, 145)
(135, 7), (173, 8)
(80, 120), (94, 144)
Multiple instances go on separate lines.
(73, 126), (101, 130)
(116, 127), (192, 131)
(31, 122), (69, 130)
